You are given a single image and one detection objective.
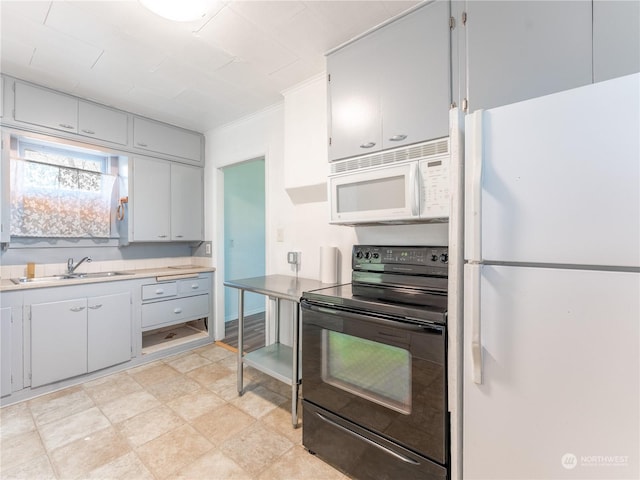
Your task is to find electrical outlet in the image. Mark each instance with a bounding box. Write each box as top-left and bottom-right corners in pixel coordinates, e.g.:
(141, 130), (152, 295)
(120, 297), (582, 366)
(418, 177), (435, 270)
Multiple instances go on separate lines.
(205, 243), (211, 255)
(287, 251), (300, 265)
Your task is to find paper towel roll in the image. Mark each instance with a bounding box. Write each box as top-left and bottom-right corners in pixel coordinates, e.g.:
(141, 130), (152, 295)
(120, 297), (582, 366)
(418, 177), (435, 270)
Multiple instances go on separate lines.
(319, 246), (338, 284)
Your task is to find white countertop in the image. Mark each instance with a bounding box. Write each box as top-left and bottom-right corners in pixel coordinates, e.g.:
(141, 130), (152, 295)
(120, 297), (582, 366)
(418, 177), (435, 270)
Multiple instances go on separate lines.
(0, 265), (216, 292)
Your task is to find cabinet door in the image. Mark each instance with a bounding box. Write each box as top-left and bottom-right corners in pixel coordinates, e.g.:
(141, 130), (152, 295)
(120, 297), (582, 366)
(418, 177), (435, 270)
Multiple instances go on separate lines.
(327, 32), (382, 161)
(593, 0), (640, 82)
(78, 101), (128, 145)
(31, 299), (87, 388)
(1, 307), (11, 396)
(14, 82), (78, 133)
(87, 292), (131, 372)
(170, 163), (203, 241)
(133, 117), (202, 163)
(380, 1), (451, 150)
(466, 1), (592, 112)
(131, 157), (171, 241)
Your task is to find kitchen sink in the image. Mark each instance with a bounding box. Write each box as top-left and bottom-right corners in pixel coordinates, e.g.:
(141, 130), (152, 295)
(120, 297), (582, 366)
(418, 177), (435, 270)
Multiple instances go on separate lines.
(10, 271), (133, 284)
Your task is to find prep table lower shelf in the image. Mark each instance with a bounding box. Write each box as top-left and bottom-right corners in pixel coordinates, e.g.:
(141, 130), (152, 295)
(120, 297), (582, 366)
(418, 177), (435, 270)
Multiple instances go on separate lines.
(243, 343), (299, 385)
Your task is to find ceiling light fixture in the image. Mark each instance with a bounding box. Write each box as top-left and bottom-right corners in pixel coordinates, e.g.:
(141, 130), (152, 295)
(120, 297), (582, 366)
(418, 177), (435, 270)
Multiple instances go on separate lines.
(139, 0), (213, 22)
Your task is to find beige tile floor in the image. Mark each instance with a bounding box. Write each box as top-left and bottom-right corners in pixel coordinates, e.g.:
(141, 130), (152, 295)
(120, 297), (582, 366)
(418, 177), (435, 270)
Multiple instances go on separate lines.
(0, 343), (349, 480)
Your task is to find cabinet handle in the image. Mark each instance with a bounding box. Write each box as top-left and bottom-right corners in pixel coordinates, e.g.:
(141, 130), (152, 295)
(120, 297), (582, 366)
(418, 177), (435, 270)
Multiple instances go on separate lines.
(81, 129), (96, 135)
(158, 235), (167, 238)
(155, 289), (164, 295)
(70, 306), (86, 312)
(137, 142), (148, 147)
(360, 142), (376, 149)
(59, 123), (75, 130)
(389, 134), (407, 142)
(89, 304), (103, 310)
(173, 308), (183, 314)
(191, 284), (199, 289)
(175, 235), (184, 238)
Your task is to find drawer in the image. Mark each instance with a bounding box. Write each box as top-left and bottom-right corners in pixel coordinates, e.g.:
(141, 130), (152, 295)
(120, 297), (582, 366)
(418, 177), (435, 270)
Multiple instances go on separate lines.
(178, 276), (210, 295)
(142, 282), (177, 300)
(141, 294), (209, 329)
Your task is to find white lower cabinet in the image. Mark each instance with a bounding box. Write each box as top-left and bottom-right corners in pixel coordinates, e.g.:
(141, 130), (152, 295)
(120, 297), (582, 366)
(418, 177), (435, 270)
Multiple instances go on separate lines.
(141, 276), (210, 331)
(31, 298), (88, 388)
(30, 292), (131, 388)
(88, 292), (132, 372)
(1, 307), (12, 397)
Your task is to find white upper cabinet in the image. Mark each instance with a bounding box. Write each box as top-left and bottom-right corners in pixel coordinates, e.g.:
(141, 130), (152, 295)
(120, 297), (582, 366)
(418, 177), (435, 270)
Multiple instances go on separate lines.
(133, 117), (203, 165)
(130, 157), (203, 242)
(5, 77), (203, 164)
(170, 163), (203, 241)
(327, 1), (451, 161)
(328, 31), (382, 161)
(379, 1), (450, 151)
(131, 156), (172, 242)
(13, 81), (129, 145)
(465, 1), (592, 112)
(14, 82), (78, 133)
(593, 0), (640, 82)
(78, 101), (128, 145)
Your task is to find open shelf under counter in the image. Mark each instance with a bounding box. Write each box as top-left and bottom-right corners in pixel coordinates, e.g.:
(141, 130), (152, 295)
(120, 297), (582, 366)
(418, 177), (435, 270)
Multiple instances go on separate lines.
(141, 319), (209, 355)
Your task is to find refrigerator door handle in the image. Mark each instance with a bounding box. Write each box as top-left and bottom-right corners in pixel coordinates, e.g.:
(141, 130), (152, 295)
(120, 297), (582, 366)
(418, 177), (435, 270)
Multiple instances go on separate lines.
(464, 111), (484, 262)
(465, 264), (483, 384)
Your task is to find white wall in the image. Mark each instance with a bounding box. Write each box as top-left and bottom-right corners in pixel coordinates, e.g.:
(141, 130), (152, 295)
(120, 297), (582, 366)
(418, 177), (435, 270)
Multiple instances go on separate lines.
(204, 79), (448, 341)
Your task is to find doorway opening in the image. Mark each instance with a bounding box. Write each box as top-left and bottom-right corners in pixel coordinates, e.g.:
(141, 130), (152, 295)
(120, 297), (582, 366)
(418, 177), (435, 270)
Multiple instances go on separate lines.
(222, 157), (266, 351)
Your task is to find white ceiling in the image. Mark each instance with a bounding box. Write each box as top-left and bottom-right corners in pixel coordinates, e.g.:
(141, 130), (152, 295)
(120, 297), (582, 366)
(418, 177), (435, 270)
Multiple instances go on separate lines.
(0, 0), (420, 133)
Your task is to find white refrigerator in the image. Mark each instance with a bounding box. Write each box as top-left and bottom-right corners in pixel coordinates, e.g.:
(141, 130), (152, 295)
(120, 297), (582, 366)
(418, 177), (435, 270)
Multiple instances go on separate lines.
(463, 73), (639, 479)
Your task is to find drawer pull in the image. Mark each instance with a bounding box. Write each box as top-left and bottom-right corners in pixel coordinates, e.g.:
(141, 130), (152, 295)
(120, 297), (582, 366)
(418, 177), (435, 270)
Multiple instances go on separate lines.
(360, 142), (376, 149)
(158, 235), (168, 238)
(59, 123), (75, 129)
(175, 235), (184, 238)
(81, 129), (96, 135)
(137, 142), (148, 147)
(191, 284), (199, 289)
(155, 289), (164, 295)
(89, 304), (103, 310)
(70, 306), (86, 312)
(173, 308), (183, 314)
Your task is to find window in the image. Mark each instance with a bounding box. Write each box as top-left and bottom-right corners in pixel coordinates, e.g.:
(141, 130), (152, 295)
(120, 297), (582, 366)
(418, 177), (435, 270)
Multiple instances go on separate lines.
(10, 136), (117, 238)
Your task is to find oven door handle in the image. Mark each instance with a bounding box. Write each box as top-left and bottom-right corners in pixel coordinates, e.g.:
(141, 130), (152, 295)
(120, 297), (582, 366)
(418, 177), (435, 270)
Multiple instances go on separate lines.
(303, 302), (443, 333)
(315, 412), (420, 466)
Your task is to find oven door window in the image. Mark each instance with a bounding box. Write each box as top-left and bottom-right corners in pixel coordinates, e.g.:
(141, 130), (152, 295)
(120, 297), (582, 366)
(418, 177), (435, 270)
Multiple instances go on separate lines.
(321, 330), (411, 414)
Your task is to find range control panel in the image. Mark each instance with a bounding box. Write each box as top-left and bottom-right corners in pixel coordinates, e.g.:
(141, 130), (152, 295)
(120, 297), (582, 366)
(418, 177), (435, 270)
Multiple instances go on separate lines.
(352, 245), (449, 276)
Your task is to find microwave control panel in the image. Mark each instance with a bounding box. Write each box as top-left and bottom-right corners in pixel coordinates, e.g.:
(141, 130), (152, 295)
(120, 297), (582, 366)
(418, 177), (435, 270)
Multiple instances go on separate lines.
(420, 155), (450, 219)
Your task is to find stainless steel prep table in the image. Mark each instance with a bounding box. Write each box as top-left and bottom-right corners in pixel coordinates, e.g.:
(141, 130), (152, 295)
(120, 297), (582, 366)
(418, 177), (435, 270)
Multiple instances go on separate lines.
(224, 274), (338, 427)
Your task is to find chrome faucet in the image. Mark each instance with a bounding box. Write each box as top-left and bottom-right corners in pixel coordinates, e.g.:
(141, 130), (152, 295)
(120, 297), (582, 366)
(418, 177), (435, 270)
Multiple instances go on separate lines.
(67, 256), (92, 275)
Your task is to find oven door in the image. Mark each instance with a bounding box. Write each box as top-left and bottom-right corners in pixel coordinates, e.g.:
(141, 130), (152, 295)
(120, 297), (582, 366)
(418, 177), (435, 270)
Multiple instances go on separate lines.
(301, 299), (448, 465)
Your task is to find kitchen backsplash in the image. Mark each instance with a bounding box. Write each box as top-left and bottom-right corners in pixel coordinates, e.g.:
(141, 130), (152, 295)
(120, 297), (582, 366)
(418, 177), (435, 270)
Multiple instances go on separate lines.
(0, 256), (212, 279)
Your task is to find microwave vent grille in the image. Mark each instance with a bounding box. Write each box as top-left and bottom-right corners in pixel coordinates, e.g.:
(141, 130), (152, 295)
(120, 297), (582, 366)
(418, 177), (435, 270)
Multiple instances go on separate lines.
(331, 138), (449, 174)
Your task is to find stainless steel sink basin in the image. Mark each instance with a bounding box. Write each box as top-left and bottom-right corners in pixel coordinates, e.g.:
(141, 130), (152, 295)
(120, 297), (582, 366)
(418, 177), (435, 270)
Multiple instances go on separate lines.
(10, 271), (133, 284)
(75, 271), (133, 279)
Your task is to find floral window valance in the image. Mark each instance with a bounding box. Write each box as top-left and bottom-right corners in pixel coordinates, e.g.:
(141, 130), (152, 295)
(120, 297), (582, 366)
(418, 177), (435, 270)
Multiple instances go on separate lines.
(10, 158), (116, 238)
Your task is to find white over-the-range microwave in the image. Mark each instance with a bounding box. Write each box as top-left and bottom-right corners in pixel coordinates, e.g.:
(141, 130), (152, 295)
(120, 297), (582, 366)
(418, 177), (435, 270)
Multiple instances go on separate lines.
(329, 137), (450, 225)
